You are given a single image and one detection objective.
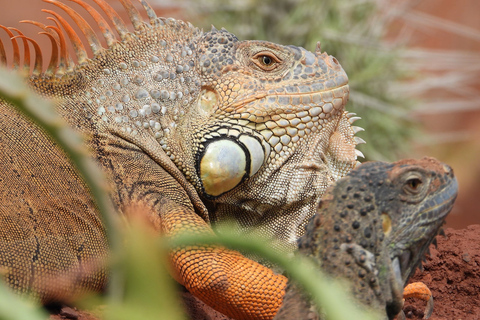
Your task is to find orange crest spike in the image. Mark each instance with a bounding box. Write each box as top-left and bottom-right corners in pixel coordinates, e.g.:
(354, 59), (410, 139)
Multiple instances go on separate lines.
(90, 0), (129, 40)
(20, 19), (69, 76)
(43, 0), (102, 56)
(11, 36), (42, 75)
(42, 9), (88, 65)
(118, 0), (144, 30)
(0, 25), (20, 69)
(39, 32), (59, 76)
(20, 20), (60, 41)
(46, 25), (68, 76)
(8, 28), (31, 73)
(0, 37), (6, 66)
(47, 18), (75, 73)
(66, 0), (117, 47)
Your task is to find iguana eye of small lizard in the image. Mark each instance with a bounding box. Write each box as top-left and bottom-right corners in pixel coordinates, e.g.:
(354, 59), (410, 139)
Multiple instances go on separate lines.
(406, 178), (422, 191)
(402, 172), (425, 197)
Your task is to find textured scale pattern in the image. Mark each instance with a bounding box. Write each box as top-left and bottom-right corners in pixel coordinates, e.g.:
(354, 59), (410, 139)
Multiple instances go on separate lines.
(158, 199), (286, 319)
(0, 101), (108, 301)
(275, 157), (458, 320)
(0, 0), (365, 319)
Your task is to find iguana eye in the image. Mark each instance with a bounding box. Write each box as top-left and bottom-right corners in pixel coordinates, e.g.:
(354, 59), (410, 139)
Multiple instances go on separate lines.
(406, 178), (422, 191)
(404, 177), (423, 195)
(261, 55), (272, 65)
(400, 170), (429, 203)
(252, 51), (281, 71)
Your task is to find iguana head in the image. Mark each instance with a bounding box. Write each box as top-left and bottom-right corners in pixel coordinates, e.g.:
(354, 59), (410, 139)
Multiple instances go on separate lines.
(173, 28), (363, 251)
(368, 158), (457, 318)
(296, 157), (458, 319)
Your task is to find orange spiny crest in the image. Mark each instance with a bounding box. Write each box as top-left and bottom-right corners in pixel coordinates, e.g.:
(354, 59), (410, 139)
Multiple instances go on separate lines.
(67, 0), (117, 47)
(0, 36), (5, 65)
(21, 19), (70, 76)
(10, 35), (43, 75)
(0, 0), (164, 77)
(46, 24), (70, 75)
(8, 28), (31, 73)
(42, 8), (89, 65)
(90, 0), (129, 40)
(118, 0), (144, 30)
(0, 26), (20, 69)
(43, 0), (103, 56)
(39, 31), (59, 76)
(138, 0), (158, 24)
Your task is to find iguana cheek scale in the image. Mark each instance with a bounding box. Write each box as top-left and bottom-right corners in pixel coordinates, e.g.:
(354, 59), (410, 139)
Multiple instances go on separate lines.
(0, 0), (364, 319)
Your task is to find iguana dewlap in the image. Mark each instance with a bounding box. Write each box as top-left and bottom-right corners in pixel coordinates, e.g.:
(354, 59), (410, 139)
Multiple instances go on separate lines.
(0, 0), (363, 319)
(275, 157), (458, 320)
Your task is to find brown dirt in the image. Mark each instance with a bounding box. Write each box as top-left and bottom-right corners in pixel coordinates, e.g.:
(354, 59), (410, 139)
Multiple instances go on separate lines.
(403, 225), (480, 320)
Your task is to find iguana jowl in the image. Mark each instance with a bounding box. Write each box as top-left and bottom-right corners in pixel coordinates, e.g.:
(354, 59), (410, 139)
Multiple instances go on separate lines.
(275, 157), (458, 320)
(0, 0), (362, 319)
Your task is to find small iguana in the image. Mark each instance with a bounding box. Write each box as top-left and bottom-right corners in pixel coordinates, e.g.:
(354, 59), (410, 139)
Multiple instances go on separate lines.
(0, 0), (362, 319)
(275, 157), (458, 320)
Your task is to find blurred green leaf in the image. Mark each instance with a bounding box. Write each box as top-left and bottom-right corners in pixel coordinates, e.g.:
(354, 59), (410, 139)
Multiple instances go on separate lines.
(104, 219), (186, 320)
(0, 283), (47, 320)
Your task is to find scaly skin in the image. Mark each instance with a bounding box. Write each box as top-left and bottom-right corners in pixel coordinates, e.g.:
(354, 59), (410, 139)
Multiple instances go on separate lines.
(0, 0), (362, 319)
(275, 157), (458, 320)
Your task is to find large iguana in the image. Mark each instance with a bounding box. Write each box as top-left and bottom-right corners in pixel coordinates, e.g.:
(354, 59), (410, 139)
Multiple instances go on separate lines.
(0, 0), (362, 319)
(275, 157), (458, 320)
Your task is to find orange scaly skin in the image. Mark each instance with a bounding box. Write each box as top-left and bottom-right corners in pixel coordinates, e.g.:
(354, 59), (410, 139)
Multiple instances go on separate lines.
(0, 0), (361, 319)
(403, 282), (432, 302)
(158, 199), (287, 319)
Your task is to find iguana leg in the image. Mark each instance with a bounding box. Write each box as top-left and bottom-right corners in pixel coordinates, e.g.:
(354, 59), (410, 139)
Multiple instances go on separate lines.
(157, 199), (287, 320)
(403, 282), (433, 319)
(97, 130), (288, 320)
